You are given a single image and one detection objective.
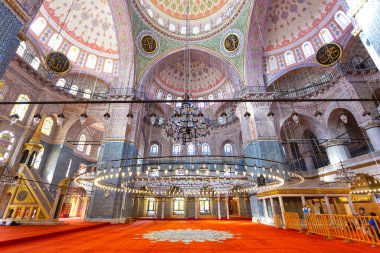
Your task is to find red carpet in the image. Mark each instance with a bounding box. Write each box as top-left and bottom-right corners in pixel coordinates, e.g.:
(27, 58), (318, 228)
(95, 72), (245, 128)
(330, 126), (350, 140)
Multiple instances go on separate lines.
(0, 220), (376, 253)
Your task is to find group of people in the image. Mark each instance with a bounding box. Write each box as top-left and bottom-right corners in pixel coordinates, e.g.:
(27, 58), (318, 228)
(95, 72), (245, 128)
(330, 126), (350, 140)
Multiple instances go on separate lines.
(301, 204), (380, 239)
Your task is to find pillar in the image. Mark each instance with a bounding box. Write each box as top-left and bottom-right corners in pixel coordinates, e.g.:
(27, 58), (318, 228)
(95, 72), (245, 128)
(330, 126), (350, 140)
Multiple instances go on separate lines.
(87, 104), (140, 221)
(301, 196), (306, 206)
(161, 198), (165, 219)
(263, 198), (269, 222)
(360, 120), (380, 151)
(348, 0), (380, 69)
(324, 195), (332, 214)
(217, 196), (221, 220)
(279, 196), (286, 227)
(0, 2), (23, 78)
(348, 196), (355, 215)
(225, 197), (230, 220)
(322, 139), (351, 165)
(270, 198), (276, 219)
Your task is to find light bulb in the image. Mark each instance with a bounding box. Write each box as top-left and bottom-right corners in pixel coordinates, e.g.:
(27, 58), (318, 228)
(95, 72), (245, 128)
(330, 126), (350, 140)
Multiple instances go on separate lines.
(80, 113), (88, 125)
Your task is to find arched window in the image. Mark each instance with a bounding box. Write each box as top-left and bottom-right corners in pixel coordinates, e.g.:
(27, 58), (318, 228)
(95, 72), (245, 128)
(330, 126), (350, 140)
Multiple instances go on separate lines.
(208, 94), (214, 105)
(284, 51), (296, 65)
(176, 97), (182, 107)
(173, 144), (181, 156)
(70, 85), (78, 95)
(269, 56), (278, 71)
(187, 143), (195, 156)
(150, 144), (159, 156)
(202, 143), (210, 155)
(67, 46), (80, 62)
(16, 41), (26, 57)
(335, 11), (350, 29)
(30, 17), (47, 36)
(56, 78), (66, 88)
(166, 94), (172, 105)
(47, 34), (63, 51)
(31, 57), (40, 70)
(11, 94), (30, 121)
(302, 42), (315, 57)
(33, 147), (44, 169)
(77, 134), (86, 151)
(217, 89), (223, 99)
(319, 29), (334, 44)
(0, 131), (15, 161)
(103, 59), (113, 73)
(86, 54), (97, 69)
(157, 90), (163, 100)
(224, 143), (233, 156)
(85, 145), (91, 156)
(41, 117), (54, 136)
(83, 89), (92, 99)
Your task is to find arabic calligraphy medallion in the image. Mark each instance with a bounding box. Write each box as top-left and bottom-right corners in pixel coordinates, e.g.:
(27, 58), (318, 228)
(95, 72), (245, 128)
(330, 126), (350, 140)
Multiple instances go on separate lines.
(224, 33), (240, 52)
(141, 35), (158, 54)
(315, 43), (343, 66)
(46, 52), (71, 74)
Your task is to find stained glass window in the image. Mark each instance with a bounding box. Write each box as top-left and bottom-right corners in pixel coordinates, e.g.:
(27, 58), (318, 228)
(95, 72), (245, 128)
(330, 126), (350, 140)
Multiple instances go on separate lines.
(30, 17), (47, 36)
(77, 134), (86, 151)
(41, 117), (54, 136)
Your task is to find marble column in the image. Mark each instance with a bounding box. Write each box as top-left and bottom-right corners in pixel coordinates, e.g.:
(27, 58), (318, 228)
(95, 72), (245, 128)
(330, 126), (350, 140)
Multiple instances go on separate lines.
(322, 139), (351, 165)
(217, 196), (221, 220)
(324, 195), (332, 214)
(225, 197), (230, 220)
(360, 120), (380, 151)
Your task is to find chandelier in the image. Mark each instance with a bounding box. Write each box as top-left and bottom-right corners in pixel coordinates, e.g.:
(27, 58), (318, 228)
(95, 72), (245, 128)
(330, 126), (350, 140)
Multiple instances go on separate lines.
(162, 93), (211, 145)
(335, 162), (356, 184)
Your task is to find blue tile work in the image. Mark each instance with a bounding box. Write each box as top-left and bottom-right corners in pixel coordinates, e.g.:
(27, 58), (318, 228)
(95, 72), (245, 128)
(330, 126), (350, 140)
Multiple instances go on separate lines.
(89, 142), (138, 219)
(361, 1), (380, 65)
(0, 2), (23, 78)
(243, 140), (286, 168)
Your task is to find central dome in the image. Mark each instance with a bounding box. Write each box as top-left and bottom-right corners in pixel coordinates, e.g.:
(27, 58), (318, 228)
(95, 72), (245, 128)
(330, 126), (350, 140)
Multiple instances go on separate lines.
(150, 0), (228, 20)
(134, 0), (246, 39)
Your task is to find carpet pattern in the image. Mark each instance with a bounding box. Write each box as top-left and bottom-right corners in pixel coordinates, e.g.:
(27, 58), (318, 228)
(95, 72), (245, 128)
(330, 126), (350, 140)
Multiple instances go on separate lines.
(1, 220), (377, 253)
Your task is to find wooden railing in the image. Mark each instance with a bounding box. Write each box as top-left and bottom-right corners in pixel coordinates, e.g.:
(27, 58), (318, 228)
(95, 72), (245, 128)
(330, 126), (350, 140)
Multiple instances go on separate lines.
(284, 212), (302, 231)
(282, 214), (380, 246)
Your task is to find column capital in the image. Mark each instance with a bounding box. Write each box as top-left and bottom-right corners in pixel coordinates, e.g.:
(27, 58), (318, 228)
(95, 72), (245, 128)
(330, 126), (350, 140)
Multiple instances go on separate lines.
(359, 119), (380, 130)
(321, 139), (348, 148)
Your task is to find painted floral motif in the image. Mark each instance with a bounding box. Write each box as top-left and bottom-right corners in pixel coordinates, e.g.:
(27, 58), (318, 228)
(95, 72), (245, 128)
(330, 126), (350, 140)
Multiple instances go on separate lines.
(143, 229), (234, 244)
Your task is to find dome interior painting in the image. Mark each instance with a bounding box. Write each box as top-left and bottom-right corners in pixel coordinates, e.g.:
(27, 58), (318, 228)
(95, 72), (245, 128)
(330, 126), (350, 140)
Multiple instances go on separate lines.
(139, 50), (242, 101)
(134, 0), (246, 38)
(2, 0), (380, 251)
(27, 0), (120, 78)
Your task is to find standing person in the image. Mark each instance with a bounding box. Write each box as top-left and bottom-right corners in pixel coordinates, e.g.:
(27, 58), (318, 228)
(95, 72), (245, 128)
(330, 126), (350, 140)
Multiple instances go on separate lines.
(367, 213), (380, 240)
(302, 204), (311, 216)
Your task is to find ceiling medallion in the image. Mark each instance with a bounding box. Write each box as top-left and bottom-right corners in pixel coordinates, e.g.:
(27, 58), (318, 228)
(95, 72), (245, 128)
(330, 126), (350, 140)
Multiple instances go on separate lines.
(46, 52), (71, 74)
(141, 34), (158, 54)
(224, 33), (240, 52)
(221, 29), (244, 57)
(137, 31), (160, 58)
(162, 93), (211, 145)
(315, 42), (343, 66)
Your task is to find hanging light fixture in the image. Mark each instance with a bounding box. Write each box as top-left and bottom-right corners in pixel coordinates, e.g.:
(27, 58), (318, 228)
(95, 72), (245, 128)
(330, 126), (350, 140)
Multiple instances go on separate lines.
(363, 111), (372, 123)
(244, 102), (251, 118)
(80, 112), (88, 125)
(292, 112), (300, 124)
(220, 110), (227, 124)
(103, 112), (111, 121)
(33, 113), (42, 125)
(149, 113), (156, 125)
(163, 93), (211, 145)
(314, 111), (324, 123)
(339, 112), (348, 124)
(126, 112), (133, 125)
(10, 114), (19, 125)
(57, 113), (65, 126)
(267, 111), (274, 120)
